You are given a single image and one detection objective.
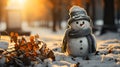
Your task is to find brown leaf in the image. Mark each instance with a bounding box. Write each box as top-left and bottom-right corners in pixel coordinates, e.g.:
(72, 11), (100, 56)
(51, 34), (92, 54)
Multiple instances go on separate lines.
(27, 43), (33, 50)
(47, 50), (55, 61)
(15, 33), (19, 38)
(35, 34), (39, 39)
(25, 52), (31, 57)
(30, 36), (34, 42)
(10, 32), (14, 37)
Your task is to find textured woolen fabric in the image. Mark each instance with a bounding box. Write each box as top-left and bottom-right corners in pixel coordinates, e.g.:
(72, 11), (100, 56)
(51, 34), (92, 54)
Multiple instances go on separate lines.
(68, 28), (92, 38)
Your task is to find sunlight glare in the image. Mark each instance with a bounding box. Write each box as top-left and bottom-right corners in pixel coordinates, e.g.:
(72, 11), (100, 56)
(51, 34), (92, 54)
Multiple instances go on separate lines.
(18, 0), (25, 5)
(8, 0), (26, 7)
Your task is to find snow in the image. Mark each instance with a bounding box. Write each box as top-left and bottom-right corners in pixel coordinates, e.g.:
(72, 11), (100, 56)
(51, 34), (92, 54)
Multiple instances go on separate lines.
(0, 22), (7, 31)
(0, 22), (120, 67)
(0, 40), (9, 49)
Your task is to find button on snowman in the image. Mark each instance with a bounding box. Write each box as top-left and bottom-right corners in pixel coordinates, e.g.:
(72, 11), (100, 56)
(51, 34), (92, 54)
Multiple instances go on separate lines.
(62, 6), (96, 58)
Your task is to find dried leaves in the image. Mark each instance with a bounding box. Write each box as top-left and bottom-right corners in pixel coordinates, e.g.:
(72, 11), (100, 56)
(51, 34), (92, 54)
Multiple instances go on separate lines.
(10, 32), (18, 43)
(1, 32), (55, 66)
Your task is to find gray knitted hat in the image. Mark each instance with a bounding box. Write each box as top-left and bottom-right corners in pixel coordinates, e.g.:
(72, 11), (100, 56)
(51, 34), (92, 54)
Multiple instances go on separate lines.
(68, 6), (91, 25)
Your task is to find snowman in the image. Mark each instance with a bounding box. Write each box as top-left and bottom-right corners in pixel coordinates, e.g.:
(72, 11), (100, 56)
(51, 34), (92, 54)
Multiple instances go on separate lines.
(62, 6), (96, 59)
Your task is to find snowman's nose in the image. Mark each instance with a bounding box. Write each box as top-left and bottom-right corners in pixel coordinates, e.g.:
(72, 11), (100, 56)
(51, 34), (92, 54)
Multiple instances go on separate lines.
(80, 21), (84, 26)
(80, 24), (84, 26)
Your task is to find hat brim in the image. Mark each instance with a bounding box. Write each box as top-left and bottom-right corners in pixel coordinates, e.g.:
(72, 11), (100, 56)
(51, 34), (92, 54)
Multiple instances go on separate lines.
(68, 16), (91, 25)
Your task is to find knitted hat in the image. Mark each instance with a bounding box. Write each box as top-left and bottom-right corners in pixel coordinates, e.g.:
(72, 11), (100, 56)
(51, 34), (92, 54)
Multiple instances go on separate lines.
(68, 6), (91, 25)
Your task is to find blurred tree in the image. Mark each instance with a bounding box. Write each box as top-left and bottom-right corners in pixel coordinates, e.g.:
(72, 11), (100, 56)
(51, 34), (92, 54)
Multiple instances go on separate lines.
(86, 0), (90, 15)
(62, 0), (72, 21)
(116, 0), (120, 25)
(114, 0), (120, 28)
(85, 0), (96, 22)
(0, 0), (7, 22)
(0, 0), (2, 22)
(71, 0), (83, 7)
(85, 0), (96, 32)
(50, 0), (62, 32)
(91, 0), (95, 23)
(101, 0), (117, 35)
(0, 0), (4, 22)
(24, 0), (52, 26)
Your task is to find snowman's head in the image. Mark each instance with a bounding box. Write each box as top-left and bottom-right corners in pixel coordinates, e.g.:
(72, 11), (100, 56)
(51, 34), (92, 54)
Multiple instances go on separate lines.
(69, 19), (91, 30)
(68, 6), (93, 30)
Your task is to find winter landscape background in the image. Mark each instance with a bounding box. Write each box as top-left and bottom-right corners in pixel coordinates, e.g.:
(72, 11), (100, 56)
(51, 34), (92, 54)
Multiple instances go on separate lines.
(0, 22), (120, 67)
(0, 0), (120, 67)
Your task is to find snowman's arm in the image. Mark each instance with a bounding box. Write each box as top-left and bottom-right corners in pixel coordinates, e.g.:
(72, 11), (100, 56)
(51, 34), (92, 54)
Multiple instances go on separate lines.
(61, 36), (67, 52)
(61, 30), (69, 53)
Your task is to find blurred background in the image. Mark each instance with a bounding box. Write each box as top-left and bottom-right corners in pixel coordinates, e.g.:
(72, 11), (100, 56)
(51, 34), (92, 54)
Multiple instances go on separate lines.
(0, 0), (120, 36)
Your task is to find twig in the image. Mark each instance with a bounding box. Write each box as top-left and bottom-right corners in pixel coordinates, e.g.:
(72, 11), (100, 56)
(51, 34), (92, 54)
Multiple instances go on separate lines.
(0, 32), (1, 40)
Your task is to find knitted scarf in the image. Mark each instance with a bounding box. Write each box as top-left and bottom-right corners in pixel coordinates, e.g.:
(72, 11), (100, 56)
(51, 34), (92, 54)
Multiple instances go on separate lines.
(68, 28), (92, 38)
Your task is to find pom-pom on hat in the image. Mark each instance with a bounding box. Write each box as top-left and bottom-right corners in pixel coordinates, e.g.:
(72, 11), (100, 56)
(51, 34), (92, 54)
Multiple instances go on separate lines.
(68, 6), (91, 25)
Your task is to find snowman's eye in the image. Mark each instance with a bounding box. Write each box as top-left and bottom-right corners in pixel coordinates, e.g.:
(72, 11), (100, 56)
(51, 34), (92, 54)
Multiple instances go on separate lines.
(82, 21), (85, 24)
(76, 22), (78, 24)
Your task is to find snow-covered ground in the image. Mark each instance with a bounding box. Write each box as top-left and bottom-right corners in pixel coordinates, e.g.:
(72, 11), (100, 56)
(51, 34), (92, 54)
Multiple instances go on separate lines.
(0, 22), (120, 67)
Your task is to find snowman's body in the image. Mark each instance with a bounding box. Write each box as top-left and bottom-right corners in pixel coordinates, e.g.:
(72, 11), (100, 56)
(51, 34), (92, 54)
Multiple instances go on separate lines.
(62, 6), (96, 57)
(67, 37), (89, 57)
